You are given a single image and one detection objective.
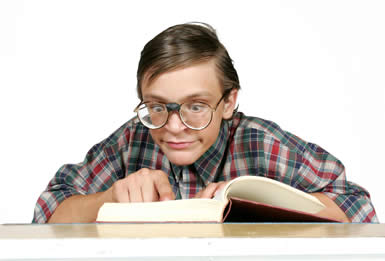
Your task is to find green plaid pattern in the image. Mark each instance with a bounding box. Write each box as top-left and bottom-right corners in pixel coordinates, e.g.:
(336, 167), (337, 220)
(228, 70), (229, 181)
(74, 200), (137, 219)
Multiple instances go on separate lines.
(33, 112), (378, 223)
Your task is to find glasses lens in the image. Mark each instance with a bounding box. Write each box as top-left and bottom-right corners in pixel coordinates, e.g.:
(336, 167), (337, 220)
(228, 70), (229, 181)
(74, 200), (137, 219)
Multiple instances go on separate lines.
(180, 102), (212, 129)
(137, 103), (168, 129)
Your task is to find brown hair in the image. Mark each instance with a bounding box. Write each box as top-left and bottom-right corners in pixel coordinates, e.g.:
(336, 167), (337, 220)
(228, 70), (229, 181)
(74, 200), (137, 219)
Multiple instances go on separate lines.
(136, 22), (240, 100)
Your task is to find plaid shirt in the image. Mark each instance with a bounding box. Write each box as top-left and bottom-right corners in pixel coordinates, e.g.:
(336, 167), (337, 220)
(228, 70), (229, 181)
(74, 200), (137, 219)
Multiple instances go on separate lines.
(33, 112), (378, 223)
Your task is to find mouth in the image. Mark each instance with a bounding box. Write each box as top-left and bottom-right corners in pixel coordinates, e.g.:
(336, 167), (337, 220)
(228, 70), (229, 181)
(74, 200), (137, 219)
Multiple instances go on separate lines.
(166, 141), (195, 150)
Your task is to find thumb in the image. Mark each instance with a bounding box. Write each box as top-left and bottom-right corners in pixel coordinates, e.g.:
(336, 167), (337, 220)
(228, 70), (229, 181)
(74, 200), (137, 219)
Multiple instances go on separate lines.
(154, 175), (175, 201)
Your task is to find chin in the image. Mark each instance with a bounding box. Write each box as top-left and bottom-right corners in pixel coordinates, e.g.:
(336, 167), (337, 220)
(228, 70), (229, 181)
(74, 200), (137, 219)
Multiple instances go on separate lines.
(165, 151), (201, 166)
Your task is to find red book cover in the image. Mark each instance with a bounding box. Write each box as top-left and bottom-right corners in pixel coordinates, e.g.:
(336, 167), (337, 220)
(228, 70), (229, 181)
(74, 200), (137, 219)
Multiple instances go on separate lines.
(223, 197), (340, 223)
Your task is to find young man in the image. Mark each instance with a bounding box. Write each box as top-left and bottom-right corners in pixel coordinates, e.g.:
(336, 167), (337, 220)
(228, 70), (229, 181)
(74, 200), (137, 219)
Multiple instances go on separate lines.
(33, 23), (378, 223)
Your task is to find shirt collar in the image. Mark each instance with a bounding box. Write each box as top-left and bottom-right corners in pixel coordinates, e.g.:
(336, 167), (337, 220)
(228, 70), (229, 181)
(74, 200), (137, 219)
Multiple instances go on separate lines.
(170, 120), (230, 187)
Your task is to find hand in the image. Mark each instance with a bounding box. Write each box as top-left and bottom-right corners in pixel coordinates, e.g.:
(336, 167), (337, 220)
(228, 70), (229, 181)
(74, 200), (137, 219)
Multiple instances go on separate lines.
(311, 192), (351, 222)
(106, 168), (175, 203)
(194, 181), (229, 199)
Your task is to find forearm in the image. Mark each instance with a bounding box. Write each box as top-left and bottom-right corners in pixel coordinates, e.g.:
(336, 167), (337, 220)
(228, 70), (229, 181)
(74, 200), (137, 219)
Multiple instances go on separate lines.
(311, 192), (351, 223)
(47, 190), (112, 223)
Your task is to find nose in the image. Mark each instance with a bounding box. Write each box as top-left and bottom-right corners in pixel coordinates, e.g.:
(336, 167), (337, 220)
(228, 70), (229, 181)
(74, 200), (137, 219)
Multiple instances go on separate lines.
(164, 111), (187, 133)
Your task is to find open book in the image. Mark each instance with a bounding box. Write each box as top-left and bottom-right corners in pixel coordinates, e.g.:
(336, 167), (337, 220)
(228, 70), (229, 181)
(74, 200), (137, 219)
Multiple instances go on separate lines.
(96, 176), (339, 223)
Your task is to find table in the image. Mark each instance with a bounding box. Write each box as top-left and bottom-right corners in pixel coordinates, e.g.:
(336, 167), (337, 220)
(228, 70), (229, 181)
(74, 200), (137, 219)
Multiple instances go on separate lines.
(1, 223), (385, 260)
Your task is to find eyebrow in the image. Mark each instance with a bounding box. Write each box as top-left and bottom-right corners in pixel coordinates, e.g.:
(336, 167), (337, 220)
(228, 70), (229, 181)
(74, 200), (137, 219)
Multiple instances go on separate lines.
(143, 92), (214, 102)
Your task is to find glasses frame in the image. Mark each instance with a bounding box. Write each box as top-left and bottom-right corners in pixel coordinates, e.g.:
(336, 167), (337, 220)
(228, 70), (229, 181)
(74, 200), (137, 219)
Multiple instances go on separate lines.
(134, 90), (231, 130)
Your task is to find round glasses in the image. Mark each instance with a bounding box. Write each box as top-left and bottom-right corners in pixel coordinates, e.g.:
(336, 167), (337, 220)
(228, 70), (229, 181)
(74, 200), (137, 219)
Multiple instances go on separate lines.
(134, 92), (228, 130)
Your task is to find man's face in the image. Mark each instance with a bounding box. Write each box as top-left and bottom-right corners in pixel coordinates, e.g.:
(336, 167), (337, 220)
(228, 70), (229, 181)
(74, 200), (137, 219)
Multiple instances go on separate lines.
(141, 59), (237, 166)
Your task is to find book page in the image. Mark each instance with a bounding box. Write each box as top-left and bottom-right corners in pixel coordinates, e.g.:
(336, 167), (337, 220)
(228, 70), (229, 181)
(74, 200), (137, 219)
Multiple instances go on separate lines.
(216, 176), (325, 214)
(97, 198), (227, 223)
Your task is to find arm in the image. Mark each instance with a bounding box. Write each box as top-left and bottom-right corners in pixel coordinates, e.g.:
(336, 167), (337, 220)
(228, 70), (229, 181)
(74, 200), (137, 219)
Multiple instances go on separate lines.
(283, 133), (378, 222)
(47, 168), (175, 223)
(33, 122), (174, 223)
(47, 192), (108, 223)
(311, 192), (350, 222)
(249, 118), (378, 222)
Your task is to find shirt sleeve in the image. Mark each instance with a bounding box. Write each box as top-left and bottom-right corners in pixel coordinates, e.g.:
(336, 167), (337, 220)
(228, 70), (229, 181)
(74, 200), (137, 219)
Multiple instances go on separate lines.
(283, 132), (378, 223)
(32, 128), (127, 223)
(249, 115), (378, 223)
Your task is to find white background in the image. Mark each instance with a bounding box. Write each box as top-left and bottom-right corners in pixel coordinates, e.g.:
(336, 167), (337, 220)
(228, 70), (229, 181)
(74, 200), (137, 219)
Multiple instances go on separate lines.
(0, 0), (384, 224)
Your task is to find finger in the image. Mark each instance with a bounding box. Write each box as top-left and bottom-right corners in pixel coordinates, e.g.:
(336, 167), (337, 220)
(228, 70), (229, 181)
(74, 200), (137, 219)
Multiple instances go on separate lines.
(142, 178), (159, 202)
(128, 179), (144, 203)
(154, 172), (175, 201)
(115, 189), (130, 203)
(196, 183), (219, 199)
(194, 190), (203, 198)
(216, 182), (228, 193)
(112, 180), (130, 203)
(197, 182), (227, 199)
(139, 168), (160, 202)
(212, 182), (228, 198)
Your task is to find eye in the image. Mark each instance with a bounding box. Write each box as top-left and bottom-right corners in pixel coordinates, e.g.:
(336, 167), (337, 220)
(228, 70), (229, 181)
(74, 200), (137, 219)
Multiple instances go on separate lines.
(149, 104), (165, 113)
(187, 103), (207, 113)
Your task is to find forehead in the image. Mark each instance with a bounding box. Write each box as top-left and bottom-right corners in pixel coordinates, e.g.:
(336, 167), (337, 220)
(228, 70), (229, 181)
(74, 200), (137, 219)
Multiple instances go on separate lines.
(141, 60), (222, 102)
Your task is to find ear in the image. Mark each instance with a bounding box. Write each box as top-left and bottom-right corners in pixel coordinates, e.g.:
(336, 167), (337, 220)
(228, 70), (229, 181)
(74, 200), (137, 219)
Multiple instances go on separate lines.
(222, 89), (238, 120)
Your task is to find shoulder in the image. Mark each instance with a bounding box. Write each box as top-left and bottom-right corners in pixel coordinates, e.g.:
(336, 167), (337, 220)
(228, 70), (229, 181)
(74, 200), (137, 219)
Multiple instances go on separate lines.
(229, 112), (306, 154)
(88, 116), (152, 155)
(230, 112), (343, 169)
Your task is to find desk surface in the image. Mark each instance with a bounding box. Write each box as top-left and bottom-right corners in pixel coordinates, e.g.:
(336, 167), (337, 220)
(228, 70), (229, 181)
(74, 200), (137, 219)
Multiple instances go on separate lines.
(1, 223), (385, 260)
(1, 223), (385, 238)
